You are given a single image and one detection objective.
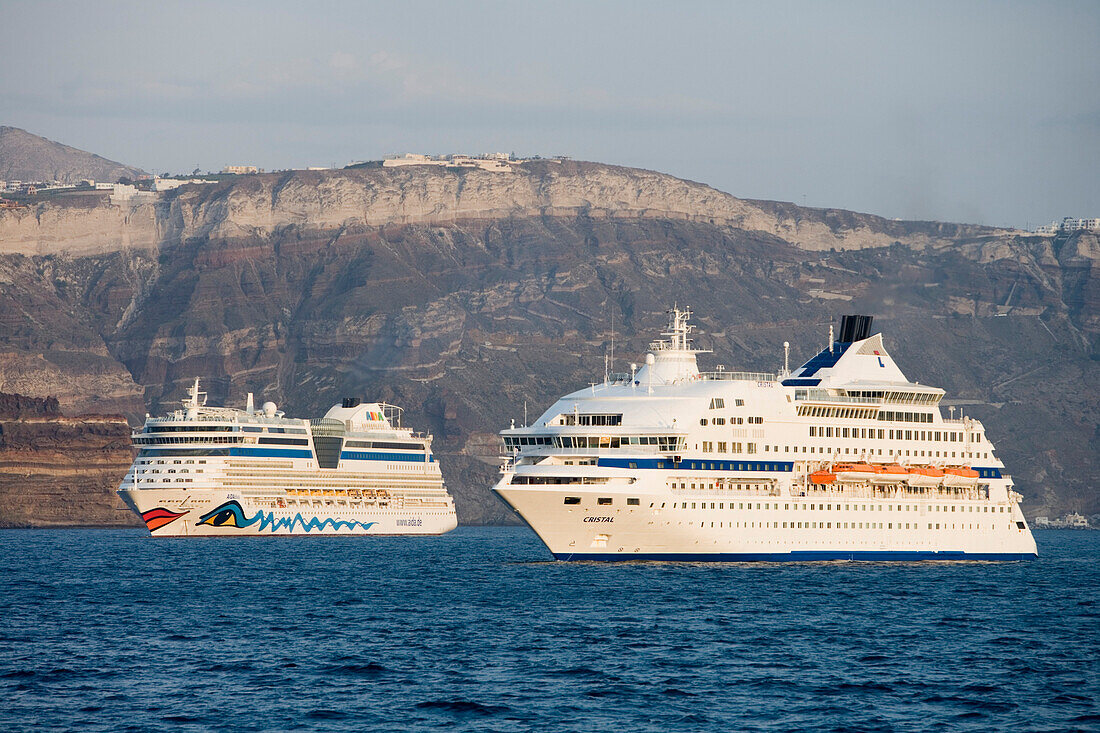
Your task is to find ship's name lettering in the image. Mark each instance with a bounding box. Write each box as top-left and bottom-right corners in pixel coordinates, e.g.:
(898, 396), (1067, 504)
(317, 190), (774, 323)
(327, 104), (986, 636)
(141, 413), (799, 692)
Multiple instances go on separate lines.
(583, 516), (614, 523)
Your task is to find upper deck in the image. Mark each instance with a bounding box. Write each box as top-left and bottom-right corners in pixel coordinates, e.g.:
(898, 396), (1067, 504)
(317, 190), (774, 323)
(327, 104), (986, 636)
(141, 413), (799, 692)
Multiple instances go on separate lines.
(501, 311), (1000, 471)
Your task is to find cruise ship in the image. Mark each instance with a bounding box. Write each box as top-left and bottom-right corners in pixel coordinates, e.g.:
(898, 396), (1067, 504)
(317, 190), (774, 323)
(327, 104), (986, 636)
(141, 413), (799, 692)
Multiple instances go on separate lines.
(492, 310), (1037, 561)
(118, 380), (458, 536)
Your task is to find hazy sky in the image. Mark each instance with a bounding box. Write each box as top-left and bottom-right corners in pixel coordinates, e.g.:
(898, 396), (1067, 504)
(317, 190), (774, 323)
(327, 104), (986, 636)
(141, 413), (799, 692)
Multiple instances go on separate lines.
(3, 1), (1097, 228)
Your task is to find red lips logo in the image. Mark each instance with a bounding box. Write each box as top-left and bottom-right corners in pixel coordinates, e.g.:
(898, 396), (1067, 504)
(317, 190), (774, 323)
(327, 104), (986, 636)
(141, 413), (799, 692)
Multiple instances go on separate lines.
(141, 507), (188, 531)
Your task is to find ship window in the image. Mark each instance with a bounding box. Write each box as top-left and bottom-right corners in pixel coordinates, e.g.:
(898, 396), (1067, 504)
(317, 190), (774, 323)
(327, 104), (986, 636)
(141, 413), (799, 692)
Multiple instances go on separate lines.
(563, 497), (581, 505)
(699, 418), (708, 426)
(597, 498), (613, 506)
(627, 498), (640, 506)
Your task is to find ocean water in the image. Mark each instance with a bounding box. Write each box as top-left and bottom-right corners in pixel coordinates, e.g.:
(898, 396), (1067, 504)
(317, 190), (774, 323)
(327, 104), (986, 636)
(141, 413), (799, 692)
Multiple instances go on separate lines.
(0, 527), (1097, 732)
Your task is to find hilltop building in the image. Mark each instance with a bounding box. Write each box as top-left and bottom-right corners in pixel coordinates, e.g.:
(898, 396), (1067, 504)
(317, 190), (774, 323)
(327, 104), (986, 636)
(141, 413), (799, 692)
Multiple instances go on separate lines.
(382, 153), (527, 173)
(1034, 217), (1100, 235)
(152, 177), (217, 192)
(222, 165), (262, 175)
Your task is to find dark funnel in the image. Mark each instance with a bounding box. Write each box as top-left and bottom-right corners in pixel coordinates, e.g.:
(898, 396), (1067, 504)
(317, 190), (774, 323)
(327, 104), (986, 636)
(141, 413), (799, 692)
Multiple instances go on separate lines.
(838, 315), (873, 343)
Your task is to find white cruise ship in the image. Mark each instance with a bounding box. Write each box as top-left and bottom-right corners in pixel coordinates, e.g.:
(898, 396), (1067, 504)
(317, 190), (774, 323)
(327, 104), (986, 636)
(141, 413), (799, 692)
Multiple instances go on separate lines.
(492, 309), (1037, 561)
(118, 380), (457, 537)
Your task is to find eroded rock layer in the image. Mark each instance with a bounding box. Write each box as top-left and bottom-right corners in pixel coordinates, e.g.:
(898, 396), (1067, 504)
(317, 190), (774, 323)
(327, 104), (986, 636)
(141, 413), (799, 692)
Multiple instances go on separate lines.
(0, 404), (136, 528)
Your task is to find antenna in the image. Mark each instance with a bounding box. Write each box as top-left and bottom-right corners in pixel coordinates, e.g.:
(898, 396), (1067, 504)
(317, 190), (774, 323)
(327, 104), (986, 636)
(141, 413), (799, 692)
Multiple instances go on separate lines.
(783, 341), (790, 375)
(610, 307), (615, 376)
(524, 401), (528, 427)
(829, 324), (834, 354)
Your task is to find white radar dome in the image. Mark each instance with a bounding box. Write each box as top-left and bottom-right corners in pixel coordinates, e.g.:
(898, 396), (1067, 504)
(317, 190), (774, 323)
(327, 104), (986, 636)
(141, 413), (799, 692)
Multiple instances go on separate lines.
(262, 401), (277, 417)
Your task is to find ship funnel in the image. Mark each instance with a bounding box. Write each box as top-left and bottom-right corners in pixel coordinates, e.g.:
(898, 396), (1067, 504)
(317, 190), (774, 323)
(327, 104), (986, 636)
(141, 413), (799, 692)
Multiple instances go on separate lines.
(838, 314), (873, 343)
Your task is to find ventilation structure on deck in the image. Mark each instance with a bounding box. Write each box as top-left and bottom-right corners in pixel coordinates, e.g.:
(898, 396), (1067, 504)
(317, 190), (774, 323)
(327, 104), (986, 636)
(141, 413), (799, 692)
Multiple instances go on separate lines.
(310, 417), (346, 469)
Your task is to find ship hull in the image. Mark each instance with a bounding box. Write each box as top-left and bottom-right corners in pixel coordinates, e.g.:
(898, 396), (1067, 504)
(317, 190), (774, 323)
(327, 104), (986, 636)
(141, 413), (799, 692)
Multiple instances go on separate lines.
(120, 488), (458, 537)
(493, 478), (1038, 562)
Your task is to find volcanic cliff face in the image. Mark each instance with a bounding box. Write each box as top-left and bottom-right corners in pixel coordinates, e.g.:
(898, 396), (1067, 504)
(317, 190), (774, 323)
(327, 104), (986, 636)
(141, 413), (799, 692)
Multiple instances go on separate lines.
(0, 393), (136, 528)
(0, 162), (1096, 523)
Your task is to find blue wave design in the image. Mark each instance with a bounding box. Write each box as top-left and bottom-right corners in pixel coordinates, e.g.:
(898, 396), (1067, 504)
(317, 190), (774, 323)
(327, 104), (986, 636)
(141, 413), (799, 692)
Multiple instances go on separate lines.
(197, 500), (377, 533)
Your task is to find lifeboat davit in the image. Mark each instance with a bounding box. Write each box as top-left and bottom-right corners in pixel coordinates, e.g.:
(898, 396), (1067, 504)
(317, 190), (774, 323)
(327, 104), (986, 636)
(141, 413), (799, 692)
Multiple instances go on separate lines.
(906, 466), (945, 487)
(834, 463), (881, 482)
(943, 467), (980, 487)
(872, 464), (909, 484)
(809, 470), (836, 485)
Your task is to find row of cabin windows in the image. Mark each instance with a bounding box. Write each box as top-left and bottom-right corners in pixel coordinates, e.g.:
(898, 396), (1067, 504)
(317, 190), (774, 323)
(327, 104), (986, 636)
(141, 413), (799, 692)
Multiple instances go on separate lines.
(557, 413), (623, 426)
(696, 442), (990, 460)
(877, 411), (935, 423)
(797, 406), (878, 420)
(691, 522), (1006, 531)
(505, 436), (684, 450)
(672, 502), (1007, 513)
(144, 425), (307, 434)
(772, 445), (988, 459)
(809, 426), (973, 442)
(701, 416), (763, 426)
(700, 441), (755, 454)
(565, 496), (1010, 514)
(795, 407), (941, 422)
(674, 482), (773, 491)
(134, 436), (247, 445)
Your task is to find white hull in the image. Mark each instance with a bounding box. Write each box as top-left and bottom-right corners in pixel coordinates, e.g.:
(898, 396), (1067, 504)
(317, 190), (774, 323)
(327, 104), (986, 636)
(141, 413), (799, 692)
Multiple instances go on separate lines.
(493, 473), (1037, 561)
(120, 487), (457, 537)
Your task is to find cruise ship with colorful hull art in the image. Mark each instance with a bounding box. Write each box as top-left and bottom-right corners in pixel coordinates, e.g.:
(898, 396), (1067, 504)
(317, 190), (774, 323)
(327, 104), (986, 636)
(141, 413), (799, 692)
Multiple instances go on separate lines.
(118, 381), (457, 537)
(492, 310), (1037, 561)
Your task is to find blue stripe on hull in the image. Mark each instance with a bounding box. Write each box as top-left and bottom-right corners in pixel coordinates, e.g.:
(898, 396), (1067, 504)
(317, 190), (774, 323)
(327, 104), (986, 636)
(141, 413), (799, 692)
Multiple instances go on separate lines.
(552, 550), (1036, 562)
(229, 447), (314, 459)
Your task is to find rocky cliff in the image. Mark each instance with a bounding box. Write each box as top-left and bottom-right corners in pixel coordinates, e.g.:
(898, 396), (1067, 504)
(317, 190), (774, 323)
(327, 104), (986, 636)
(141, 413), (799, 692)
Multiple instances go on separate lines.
(0, 392), (136, 528)
(0, 126), (146, 185)
(0, 162), (1095, 524)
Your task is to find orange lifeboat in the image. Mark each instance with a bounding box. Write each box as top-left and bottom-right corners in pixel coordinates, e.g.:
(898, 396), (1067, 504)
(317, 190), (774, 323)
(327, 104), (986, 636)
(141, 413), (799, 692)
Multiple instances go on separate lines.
(872, 464), (909, 484)
(943, 466), (980, 487)
(906, 466), (945, 487)
(809, 470), (836, 485)
(835, 463), (881, 482)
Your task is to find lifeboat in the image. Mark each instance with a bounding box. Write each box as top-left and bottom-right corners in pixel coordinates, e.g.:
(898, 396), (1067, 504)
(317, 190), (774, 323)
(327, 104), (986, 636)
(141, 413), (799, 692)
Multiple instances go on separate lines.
(872, 464), (909, 484)
(809, 470), (836, 485)
(834, 463), (881, 482)
(906, 466), (945, 487)
(943, 467), (979, 487)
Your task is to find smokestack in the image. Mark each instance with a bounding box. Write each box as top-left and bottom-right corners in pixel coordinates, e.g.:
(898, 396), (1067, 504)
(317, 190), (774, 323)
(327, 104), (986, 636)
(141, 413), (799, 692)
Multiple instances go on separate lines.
(838, 315), (874, 343)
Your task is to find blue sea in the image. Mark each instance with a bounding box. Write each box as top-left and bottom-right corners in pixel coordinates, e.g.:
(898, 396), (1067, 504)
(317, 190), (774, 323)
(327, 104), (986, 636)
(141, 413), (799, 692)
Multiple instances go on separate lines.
(1, 527), (1097, 732)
